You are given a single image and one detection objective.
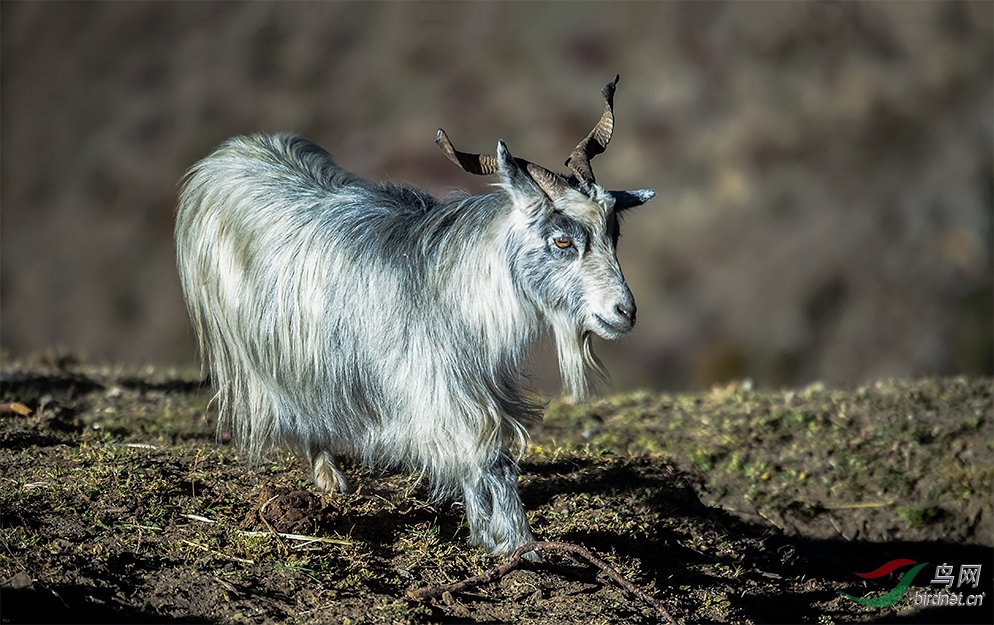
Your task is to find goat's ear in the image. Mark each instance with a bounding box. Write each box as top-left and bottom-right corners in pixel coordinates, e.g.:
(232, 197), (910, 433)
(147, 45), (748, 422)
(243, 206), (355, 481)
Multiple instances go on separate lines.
(496, 140), (549, 206)
(609, 188), (655, 211)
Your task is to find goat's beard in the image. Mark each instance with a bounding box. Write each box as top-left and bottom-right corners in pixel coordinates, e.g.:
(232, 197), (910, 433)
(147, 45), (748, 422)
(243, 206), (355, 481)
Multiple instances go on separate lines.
(550, 315), (609, 403)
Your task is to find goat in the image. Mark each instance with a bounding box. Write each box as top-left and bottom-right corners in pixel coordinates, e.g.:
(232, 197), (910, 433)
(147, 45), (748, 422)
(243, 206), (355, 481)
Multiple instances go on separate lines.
(175, 75), (654, 557)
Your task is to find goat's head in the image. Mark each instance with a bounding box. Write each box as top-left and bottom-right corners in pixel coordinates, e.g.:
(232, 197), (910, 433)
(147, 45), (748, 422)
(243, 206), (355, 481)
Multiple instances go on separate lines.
(436, 75), (654, 348)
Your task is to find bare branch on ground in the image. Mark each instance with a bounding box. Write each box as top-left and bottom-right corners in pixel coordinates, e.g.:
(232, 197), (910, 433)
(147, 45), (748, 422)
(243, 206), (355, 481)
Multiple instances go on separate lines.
(406, 540), (676, 624)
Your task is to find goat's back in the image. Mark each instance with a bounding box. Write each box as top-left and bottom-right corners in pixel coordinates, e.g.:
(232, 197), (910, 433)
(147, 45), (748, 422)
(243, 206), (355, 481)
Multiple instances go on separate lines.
(174, 133), (525, 471)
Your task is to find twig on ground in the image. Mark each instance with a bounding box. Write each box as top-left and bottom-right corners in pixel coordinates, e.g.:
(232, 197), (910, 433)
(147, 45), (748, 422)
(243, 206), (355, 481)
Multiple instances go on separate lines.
(0, 402), (32, 416)
(179, 512), (350, 546)
(212, 575), (240, 596)
(239, 531), (352, 546)
(827, 514), (851, 541)
(258, 494), (289, 554)
(756, 509), (784, 531)
(821, 500), (895, 510)
(190, 448), (203, 503)
(406, 540), (675, 624)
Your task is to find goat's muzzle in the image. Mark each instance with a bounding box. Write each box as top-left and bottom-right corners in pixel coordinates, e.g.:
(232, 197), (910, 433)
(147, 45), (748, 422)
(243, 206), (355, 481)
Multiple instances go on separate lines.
(592, 297), (636, 339)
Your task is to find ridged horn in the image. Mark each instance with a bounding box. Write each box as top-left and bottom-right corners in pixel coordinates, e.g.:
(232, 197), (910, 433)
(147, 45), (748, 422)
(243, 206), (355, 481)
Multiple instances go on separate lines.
(564, 74), (619, 184)
(435, 128), (499, 175)
(436, 129), (568, 199)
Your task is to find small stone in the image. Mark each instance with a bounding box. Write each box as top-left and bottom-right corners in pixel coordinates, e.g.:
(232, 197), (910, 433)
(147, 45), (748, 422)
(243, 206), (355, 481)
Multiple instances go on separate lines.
(5, 571), (32, 589)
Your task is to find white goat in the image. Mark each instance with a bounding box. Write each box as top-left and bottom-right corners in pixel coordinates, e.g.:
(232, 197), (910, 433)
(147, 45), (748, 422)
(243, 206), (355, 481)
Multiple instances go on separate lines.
(175, 75), (654, 556)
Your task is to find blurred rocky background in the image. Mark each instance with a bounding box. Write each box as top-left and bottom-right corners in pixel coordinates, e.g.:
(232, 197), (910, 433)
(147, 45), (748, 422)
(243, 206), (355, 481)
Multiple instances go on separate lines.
(2, 1), (991, 392)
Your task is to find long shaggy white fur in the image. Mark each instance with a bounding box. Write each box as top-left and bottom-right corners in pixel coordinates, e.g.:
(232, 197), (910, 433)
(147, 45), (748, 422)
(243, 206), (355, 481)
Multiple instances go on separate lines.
(175, 131), (651, 557)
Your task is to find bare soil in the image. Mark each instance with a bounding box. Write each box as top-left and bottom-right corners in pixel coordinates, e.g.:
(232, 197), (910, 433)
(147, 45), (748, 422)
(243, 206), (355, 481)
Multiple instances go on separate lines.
(1, 355), (991, 624)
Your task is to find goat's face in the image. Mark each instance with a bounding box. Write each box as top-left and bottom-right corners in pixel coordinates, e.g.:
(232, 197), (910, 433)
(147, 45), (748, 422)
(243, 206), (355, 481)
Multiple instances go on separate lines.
(495, 141), (652, 340)
(522, 186), (634, 340)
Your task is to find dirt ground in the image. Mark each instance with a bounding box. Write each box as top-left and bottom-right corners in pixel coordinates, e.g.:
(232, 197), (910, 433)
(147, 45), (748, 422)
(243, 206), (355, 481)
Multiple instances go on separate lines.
(1, 354), (991, 624)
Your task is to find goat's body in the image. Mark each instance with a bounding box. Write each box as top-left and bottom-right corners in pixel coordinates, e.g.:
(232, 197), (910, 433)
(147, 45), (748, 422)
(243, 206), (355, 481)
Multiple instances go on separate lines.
(177, 134), (541, 553)
(177, 77), (654, 557)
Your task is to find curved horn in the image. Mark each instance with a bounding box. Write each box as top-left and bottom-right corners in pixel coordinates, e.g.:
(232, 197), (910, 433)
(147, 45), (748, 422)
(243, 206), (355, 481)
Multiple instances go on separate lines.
(436, 128), (500, 175)
(436, 129), (569, 199)
(564, 74), (619, 184)
(522, 161), (570, 201)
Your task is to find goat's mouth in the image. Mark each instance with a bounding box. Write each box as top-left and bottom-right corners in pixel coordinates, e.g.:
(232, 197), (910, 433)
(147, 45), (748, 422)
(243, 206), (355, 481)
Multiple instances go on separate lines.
(592, 314), (633, 339)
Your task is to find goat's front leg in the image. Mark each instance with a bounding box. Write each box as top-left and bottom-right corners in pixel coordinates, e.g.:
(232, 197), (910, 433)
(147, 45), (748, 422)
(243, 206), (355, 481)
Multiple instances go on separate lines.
(308, 448), (354, 494)
(461, 449), (538, 561)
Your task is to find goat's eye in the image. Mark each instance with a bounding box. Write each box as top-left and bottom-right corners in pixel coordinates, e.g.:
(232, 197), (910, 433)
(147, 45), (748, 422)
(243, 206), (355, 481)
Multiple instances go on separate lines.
(553, 236), (573, 249)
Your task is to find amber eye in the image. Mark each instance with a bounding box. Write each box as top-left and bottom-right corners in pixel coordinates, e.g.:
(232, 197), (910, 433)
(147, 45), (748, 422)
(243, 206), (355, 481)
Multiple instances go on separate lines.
(554, 237), (573, 249)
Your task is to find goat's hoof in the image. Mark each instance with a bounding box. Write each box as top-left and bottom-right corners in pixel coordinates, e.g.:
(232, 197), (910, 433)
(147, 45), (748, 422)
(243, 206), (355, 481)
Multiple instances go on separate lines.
(311, 454), (354, 494)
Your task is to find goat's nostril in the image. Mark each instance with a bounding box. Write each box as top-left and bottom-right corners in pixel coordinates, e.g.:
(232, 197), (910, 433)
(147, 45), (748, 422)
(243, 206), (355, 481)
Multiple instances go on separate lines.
(616, 304), (636, 324)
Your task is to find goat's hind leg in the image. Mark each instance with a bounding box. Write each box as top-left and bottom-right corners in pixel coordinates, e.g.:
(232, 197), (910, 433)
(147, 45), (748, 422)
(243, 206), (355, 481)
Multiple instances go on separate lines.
(462, 449), (538, 561)
(308, 448), (354, 494)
